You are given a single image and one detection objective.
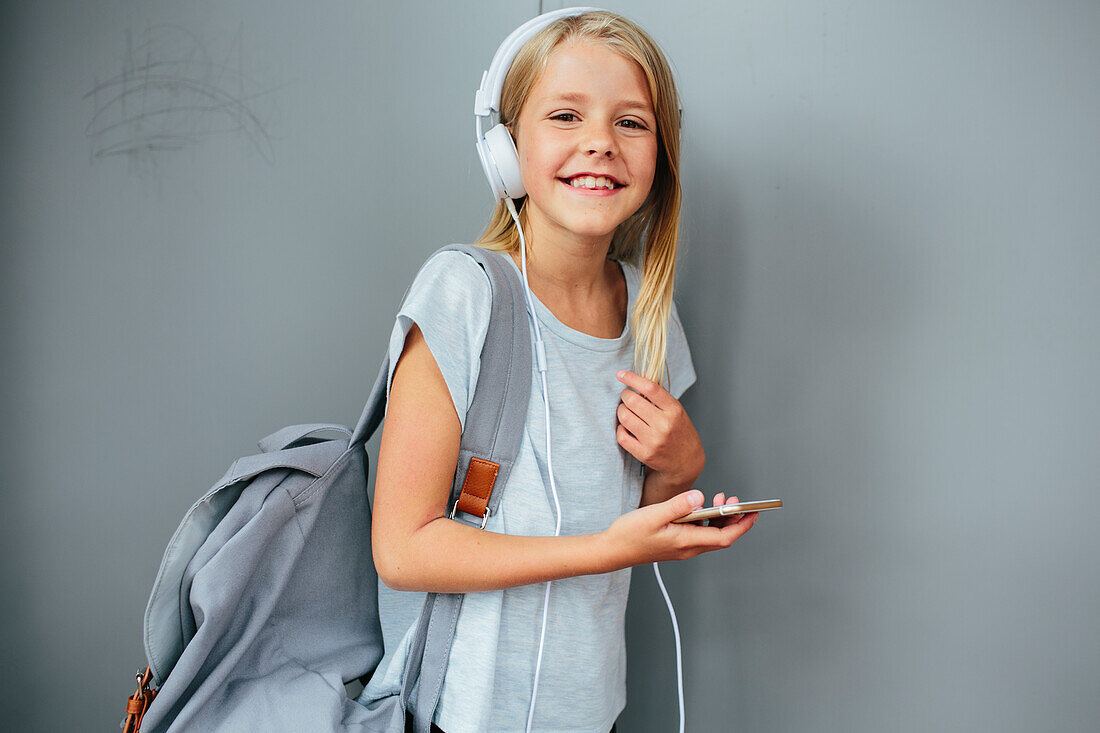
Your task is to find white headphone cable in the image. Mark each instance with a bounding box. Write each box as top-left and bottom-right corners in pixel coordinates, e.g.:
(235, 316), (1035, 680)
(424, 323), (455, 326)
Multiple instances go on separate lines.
(504, 198), (562, 733)
(653, 562), (686, 733)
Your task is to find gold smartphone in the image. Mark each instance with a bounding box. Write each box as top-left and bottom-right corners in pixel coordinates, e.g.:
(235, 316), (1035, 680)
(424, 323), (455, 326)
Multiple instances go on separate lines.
(671, 499), (783, 524)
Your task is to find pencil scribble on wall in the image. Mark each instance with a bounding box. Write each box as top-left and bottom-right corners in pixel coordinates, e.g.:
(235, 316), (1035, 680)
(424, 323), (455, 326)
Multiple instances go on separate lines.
(84, 23), (280, 174)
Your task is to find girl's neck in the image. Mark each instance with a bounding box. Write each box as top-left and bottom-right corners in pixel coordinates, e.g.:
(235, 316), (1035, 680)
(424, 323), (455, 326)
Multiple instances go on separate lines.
(508, 213), (628, 339)
(511, 213), (615, 298)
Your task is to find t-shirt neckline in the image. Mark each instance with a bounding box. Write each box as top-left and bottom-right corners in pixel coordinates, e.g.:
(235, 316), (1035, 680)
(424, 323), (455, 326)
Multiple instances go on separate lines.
(500, 251), (637, 352)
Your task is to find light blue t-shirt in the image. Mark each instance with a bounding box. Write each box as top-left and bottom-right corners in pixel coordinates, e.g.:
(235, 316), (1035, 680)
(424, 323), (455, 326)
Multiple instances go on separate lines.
(361, 248), (696, 733)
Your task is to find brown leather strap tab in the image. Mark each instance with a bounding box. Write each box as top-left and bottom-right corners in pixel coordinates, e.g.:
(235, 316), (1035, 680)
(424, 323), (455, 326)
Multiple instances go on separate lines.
(122, 667), (157, 733)
(455, 456), (500, 519)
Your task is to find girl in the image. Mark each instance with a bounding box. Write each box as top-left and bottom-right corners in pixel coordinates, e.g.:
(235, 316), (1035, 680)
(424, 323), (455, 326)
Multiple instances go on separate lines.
(364, 9), (758, 733)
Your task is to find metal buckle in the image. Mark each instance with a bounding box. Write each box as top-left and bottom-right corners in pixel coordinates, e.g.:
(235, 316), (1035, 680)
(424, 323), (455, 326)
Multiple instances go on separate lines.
(450, 501), (491, 530)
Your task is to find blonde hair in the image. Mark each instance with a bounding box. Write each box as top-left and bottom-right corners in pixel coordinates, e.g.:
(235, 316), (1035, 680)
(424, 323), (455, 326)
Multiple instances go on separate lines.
(473, 10), (683, 385)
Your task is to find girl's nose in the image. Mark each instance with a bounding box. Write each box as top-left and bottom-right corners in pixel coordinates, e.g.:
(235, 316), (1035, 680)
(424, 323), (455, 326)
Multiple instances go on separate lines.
(581, 123), (618, 157)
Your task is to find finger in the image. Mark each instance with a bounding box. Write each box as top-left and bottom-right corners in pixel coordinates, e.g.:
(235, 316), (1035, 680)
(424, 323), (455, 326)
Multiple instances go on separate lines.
(616, 424), (644, 459)
(717, 511), (758, 541)
(713, 496), (745, 528)
(721, 495), (740, 523)
(619, 388), (662, 424)
(712, 492), (726, 507)
(616, 370), (674, 409)
(616, 401), (652, 438)
(663, 489), (704, 522)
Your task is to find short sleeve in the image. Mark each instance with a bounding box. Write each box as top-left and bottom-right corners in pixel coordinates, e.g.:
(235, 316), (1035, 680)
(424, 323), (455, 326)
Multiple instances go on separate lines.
(666, 299), (697, 400)
(384, 249), (492, 432)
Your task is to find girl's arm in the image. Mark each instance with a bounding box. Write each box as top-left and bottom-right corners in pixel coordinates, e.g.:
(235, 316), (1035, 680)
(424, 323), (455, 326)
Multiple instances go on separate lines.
(371, 325), (754, 593)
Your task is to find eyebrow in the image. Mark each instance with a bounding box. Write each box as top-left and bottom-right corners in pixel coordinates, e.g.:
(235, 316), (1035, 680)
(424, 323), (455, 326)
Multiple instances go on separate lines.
(543, 92), (652, 114)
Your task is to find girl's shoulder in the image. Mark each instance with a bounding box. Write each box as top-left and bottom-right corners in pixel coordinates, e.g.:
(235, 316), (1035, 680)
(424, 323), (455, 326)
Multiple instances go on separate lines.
(405, 247), (493, 309)
(389, 247), (496, 432)
(398, 247), (496, 353)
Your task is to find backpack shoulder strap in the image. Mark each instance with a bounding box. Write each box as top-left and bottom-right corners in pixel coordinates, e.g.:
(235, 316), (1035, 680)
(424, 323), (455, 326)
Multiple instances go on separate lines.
(443, 244), (531, 524)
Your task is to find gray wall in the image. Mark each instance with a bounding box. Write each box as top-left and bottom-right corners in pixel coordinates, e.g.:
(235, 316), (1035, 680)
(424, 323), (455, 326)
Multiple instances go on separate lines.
(3, 1), (1097, 731)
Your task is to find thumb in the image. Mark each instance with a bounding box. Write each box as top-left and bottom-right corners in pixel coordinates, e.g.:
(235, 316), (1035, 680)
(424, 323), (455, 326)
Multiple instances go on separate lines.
(663, 489), (704, 521)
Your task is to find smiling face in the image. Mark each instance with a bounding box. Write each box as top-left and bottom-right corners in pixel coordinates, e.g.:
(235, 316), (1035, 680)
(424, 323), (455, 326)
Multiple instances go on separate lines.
(509, 41), (658, 251)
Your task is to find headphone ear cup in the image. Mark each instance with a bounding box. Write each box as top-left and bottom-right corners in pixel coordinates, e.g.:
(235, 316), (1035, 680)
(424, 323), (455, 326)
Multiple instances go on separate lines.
(475, 134), (505, 200)
(483, 123), (525, 199)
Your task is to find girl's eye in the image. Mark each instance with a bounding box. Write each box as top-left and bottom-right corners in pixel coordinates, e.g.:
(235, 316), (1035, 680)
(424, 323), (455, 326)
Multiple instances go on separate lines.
(551, 113), (576, 122)
(618, 119), (646, 130)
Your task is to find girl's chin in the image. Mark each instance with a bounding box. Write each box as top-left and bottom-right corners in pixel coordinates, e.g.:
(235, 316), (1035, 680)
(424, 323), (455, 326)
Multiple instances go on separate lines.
(523, 197), (634, 240)
(552, 220), (623, 242)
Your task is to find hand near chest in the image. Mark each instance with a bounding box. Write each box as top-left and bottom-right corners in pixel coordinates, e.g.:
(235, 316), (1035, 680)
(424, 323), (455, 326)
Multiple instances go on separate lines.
(614, 369), (705, 498)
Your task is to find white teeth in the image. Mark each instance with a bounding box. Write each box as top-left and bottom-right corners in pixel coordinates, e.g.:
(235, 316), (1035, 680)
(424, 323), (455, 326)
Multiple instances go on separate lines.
(569, 175), (617, 189)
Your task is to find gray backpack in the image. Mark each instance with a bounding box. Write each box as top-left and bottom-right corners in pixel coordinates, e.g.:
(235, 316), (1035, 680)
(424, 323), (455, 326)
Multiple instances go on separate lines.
(126, 245), (532, 733)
